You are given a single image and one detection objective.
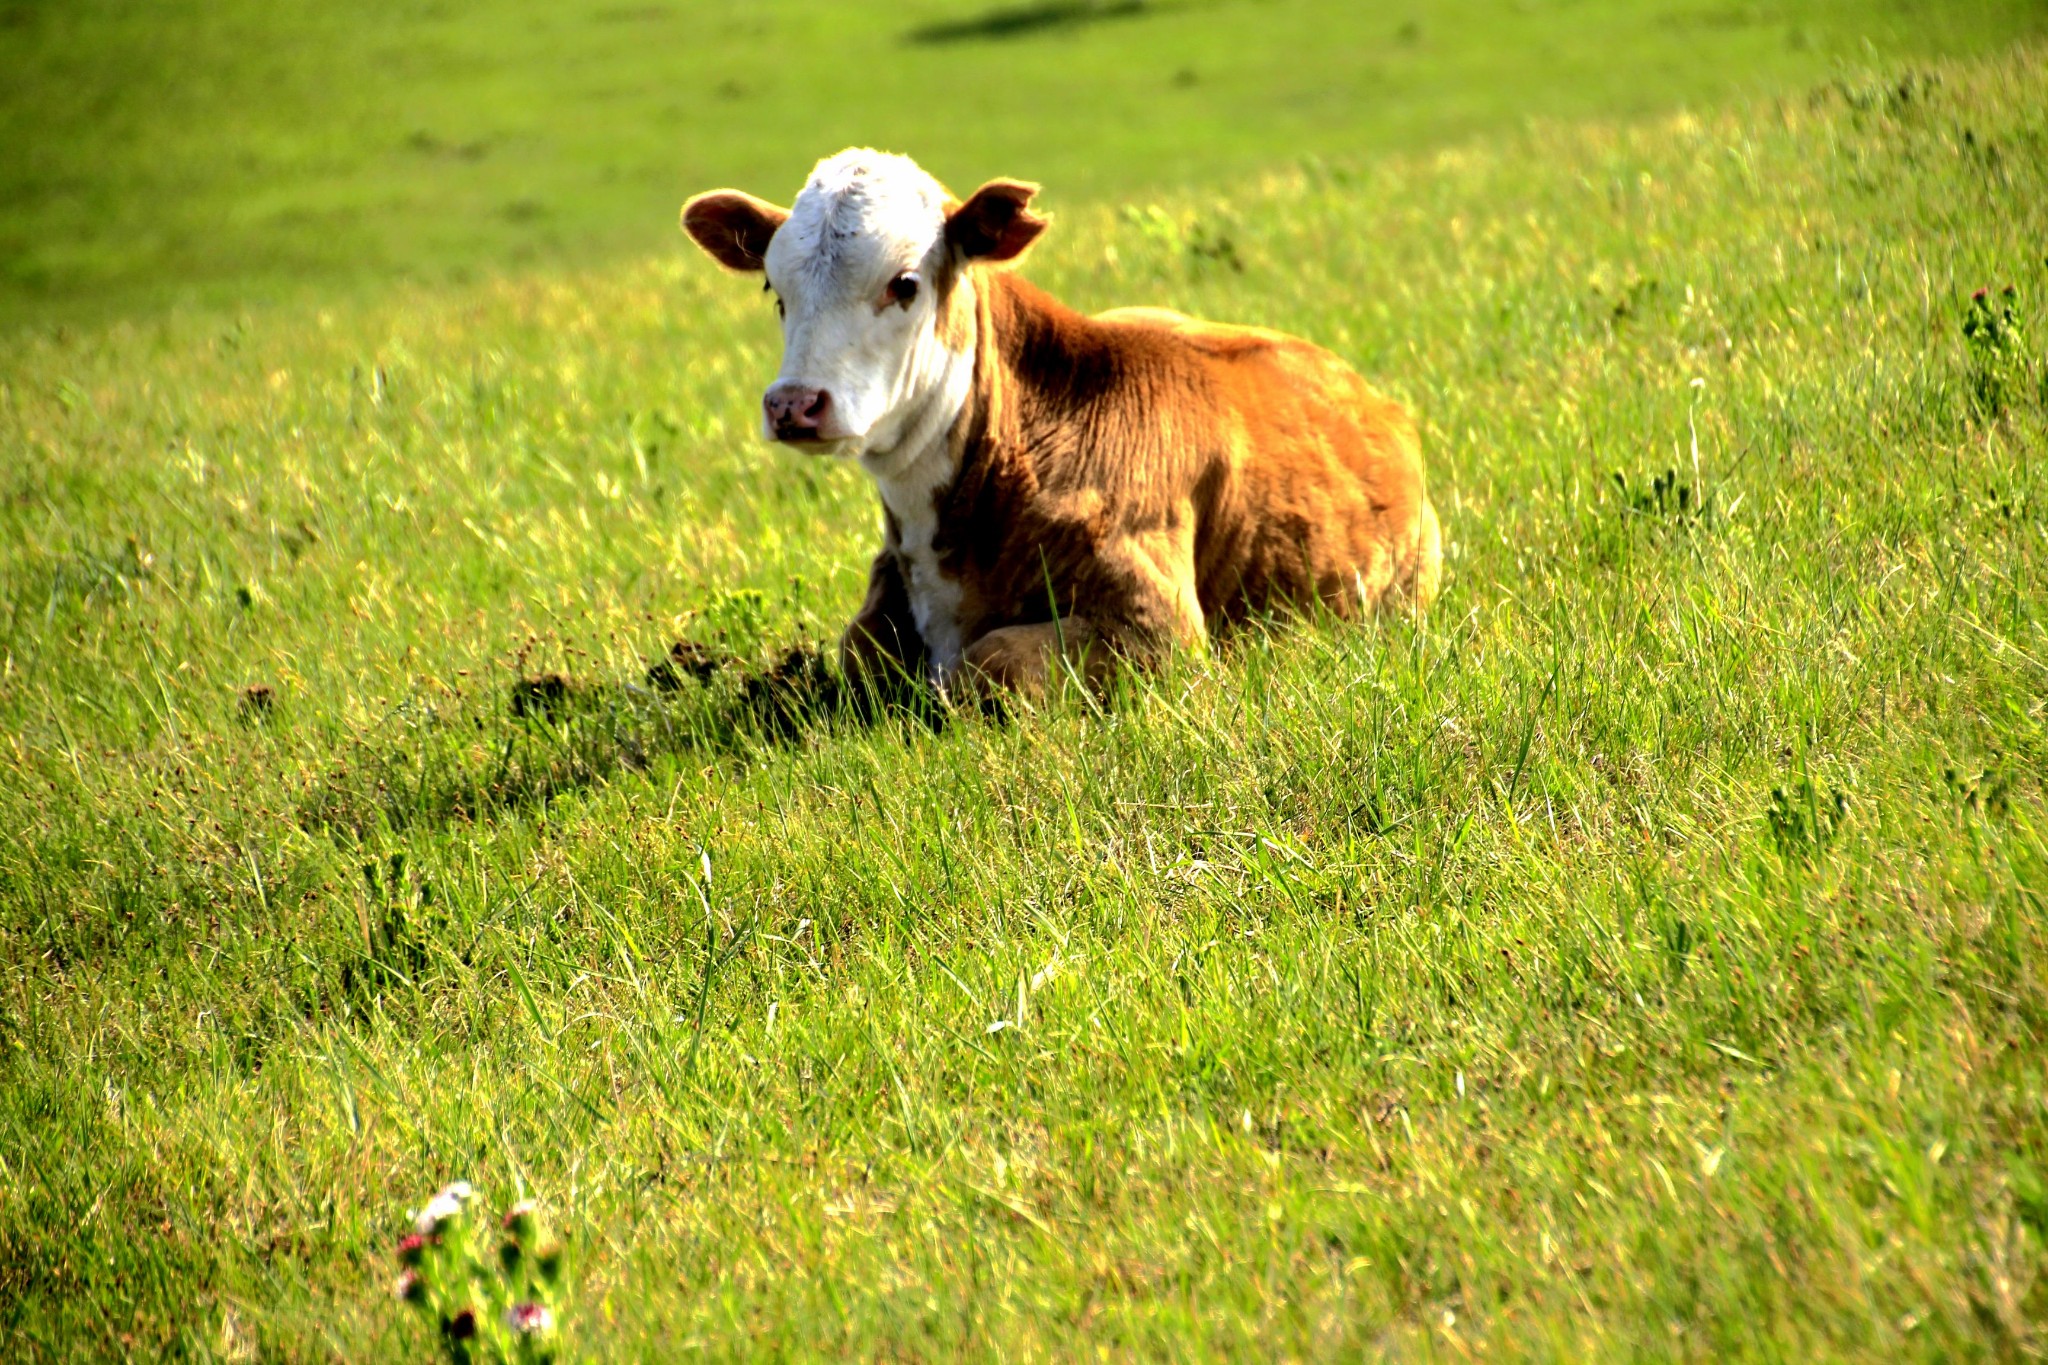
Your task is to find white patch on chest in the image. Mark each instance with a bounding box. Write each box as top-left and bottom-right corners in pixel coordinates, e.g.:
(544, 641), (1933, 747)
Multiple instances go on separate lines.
(856, 302), (975, 683)
(873, 447), (965, 682)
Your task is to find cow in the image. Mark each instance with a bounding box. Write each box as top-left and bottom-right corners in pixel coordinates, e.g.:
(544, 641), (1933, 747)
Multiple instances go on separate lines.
(681, 148), (1441, 698)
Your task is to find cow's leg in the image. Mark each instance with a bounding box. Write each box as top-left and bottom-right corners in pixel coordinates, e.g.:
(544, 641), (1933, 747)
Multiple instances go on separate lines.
(958, 617), (1108, 697)
(959, 529), (1207, 698)
(839, 550), (927, 698)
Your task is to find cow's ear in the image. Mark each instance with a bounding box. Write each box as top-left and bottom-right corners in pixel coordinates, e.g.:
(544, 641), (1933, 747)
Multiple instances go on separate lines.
(681, 190), (789, 272)
(946, 179), (1047, 263)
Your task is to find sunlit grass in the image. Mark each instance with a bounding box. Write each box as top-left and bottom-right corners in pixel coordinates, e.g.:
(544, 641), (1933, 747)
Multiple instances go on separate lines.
(2, 37), (2046, 1364)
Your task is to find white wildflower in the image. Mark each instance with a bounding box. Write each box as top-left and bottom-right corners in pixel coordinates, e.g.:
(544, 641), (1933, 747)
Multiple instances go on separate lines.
(412, 1180), (476, 1234)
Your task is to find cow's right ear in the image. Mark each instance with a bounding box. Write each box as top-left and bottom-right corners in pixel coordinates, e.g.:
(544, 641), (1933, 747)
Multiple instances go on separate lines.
(681, 191), (789, 272)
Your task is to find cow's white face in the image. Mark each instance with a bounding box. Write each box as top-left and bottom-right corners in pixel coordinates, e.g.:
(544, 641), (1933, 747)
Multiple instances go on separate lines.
(762, 151), (956, 457)
(683, 149), (1047, 466)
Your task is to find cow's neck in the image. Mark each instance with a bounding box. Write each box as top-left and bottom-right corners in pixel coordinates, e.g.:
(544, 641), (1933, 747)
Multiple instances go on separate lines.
(857, 285), (980, 681)
(851, 271), (1081, 683)
(964, 272), (1093, 450)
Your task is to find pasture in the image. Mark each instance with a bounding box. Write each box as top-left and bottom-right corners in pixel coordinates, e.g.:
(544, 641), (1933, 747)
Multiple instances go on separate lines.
(3, 1), (2047, 1358)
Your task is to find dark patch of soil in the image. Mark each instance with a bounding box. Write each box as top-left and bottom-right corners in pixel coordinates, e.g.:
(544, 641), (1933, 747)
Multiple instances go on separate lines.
(237, 683), (275, 722)
(646, 639), (726, 692)
(509, 672), (575, 721)
(739, 642), (842, 737)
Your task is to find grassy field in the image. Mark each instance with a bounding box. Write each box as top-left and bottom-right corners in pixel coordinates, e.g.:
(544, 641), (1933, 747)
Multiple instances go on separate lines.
(4, 1), (2048, 1360)
(5, 0), (2048, 327)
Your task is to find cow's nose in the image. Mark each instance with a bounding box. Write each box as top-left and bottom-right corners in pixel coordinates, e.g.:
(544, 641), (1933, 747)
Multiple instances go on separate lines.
(764, 384), (832, 439)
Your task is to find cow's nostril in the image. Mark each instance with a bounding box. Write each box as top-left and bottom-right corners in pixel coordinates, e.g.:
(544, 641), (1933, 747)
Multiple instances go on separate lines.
(765, 384), (832, 438)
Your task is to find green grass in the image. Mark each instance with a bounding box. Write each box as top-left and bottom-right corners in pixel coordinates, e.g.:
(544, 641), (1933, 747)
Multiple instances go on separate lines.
(4, 5), (2048, 1362)
(4, 0), (2047, 327)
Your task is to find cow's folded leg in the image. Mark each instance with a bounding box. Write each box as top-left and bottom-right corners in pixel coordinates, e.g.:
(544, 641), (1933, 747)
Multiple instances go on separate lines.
(956, 617), (1114, 700)
(955, 534), (1210, 701)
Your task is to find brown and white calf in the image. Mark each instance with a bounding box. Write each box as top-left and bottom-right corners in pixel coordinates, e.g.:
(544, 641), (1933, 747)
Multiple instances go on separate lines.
(682, 148), (1441, 695)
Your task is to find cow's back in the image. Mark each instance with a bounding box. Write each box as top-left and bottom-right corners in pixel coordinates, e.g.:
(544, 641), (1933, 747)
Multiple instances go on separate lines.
(1092, 306), (1440, 622)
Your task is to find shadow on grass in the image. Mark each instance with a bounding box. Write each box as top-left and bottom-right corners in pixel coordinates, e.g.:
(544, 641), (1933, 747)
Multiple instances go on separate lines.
(299, 639), (941, 840)
(904, 0), (1153, 45)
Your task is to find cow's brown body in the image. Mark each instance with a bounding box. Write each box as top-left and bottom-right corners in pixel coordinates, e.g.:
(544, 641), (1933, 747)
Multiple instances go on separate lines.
(842, 269), (1442, 693)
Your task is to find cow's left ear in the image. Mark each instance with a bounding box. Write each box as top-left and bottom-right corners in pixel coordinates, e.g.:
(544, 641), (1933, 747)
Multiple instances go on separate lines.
(946, 179), (1048, 263)
(681, 190), (789, 272)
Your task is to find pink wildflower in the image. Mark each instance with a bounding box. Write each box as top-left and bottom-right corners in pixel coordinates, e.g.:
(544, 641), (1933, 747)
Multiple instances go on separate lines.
(504, 1302), (555, 1335)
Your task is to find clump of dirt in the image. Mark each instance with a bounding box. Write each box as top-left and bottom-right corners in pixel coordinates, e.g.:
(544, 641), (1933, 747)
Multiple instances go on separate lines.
(508, 672), (575, 721)
(646, 639), (726, 692)
(739, 642), (842, 737)
(645, 637), (852, 734)
(237, 682), (275, 722)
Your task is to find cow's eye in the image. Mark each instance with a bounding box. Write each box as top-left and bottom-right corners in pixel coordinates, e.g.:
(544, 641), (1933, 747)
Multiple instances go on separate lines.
(888, 273), (920, 307)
